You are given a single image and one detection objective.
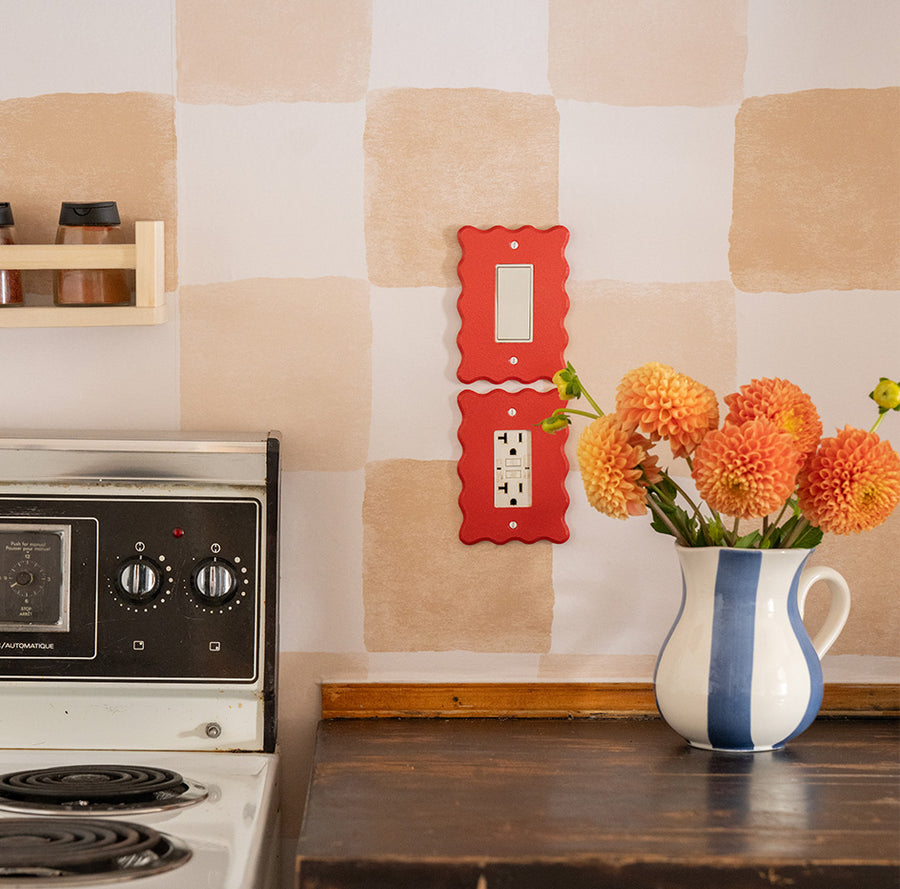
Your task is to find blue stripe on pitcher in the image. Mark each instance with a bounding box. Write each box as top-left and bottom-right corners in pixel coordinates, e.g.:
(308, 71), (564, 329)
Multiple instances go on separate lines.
(778, 551), (823, 747)
(707, 549), (760, 750)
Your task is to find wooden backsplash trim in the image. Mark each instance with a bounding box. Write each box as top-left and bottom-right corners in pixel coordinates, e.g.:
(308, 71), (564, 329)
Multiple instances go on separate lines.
(320, 682), (900, 720)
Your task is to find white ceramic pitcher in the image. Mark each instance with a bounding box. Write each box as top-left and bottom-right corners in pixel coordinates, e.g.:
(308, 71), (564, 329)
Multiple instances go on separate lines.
(654, 545), (851, 752)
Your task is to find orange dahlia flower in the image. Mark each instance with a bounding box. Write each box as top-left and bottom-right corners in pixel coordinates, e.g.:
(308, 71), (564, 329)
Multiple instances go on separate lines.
(724, 377), (822, 464)
(577, 415), (662, 520)
(797, 426), (900, 534)
(691, 418), (803, 519)
(616, 362), (719, 459)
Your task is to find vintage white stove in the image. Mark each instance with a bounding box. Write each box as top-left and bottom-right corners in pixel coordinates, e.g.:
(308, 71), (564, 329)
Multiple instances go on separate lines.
(0, 432), (281, 887)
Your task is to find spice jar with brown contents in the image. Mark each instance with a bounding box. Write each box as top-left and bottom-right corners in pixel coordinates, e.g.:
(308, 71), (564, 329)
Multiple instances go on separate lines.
(0, 203), (23, 306)
(54, 201), (131, 305)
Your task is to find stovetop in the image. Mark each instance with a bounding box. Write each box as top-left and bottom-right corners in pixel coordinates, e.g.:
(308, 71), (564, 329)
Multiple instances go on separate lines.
(0, 749), (280, 888)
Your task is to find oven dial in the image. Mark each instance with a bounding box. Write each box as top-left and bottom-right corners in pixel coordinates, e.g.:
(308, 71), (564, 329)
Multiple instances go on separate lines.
(115, 556), (163, 604)
(4, 558), (49, 597)
(191, 558), (238, 606)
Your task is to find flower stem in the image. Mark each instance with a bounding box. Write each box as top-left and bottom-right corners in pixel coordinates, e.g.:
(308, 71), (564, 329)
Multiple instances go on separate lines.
(759, 502), (790, 547)
(653, 473), (712, 537)
(575, 382), (605, 418)
(781, 516), (812, 548)
(645, 495), (689, 546)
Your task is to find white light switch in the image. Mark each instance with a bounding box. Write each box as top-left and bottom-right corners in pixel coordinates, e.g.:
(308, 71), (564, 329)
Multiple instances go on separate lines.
(494, 264), (533, 343)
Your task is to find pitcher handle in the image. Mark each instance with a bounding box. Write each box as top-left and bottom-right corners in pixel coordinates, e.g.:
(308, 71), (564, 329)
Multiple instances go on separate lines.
(798, 566), (851, 658)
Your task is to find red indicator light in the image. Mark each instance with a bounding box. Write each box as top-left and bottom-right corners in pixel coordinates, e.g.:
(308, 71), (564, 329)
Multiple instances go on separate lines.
(172, 528), (185, 538)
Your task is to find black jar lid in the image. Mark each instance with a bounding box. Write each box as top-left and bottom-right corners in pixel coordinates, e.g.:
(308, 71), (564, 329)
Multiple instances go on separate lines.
(58, 201), (120, 226)
(0, 203), (13, 226)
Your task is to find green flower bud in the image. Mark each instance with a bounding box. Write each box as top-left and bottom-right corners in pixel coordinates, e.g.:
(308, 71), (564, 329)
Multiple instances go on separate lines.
(541, 411), (571, 434)
(553, 364), (582, 400)
(870, 378), (900, 411)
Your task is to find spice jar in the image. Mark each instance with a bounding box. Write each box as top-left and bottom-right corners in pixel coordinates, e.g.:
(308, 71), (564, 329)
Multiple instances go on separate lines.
(0, 203), (23, 306)
(54, 201), (131, 306)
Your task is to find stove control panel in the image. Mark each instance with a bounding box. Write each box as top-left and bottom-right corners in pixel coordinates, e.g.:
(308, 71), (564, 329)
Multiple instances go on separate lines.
(0, 496), (263, 682)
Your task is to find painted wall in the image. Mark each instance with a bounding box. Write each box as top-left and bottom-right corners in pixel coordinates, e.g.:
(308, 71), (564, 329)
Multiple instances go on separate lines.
(1, 0), (898, 866)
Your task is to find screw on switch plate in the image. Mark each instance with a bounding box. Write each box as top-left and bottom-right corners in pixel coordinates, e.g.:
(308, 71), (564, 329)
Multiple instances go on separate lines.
(494, 430), (532, 508)
(457, 225), (569, 384)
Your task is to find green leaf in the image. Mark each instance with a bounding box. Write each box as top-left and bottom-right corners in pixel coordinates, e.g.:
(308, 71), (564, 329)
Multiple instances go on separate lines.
(734, 531), (762, 548)
(767, 514), (799, 548)
(651, 476), (679, 503)
(674, 506), (699, 544)
(791, 523), (823, 549)
(650, 515), (677, 538)
(706, 517), (726, 547)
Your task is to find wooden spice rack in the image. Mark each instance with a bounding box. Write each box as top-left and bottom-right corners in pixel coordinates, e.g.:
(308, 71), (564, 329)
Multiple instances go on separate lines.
(0, 220), (165, 327)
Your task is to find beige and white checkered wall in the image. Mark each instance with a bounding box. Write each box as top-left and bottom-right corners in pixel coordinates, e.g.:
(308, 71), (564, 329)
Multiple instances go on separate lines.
(1, 0), (897, 843)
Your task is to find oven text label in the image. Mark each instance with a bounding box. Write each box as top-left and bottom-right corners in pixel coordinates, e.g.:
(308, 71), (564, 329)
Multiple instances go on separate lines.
(1, 641), (54, 650)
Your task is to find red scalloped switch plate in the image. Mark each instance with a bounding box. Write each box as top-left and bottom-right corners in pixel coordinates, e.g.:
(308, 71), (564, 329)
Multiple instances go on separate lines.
(457, 388), (569, 545)
(457, 225), (570, 384)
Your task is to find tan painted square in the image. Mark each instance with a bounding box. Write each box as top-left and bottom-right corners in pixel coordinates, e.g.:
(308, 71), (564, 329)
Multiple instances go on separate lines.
(730, 88), (900, 292)
(804, 511), (899, 657)
(363, 460), (554, 651)
(0, 92), (177, 293)
(365, 88), (559, 287)
(549, 0), (747, 106)
(564, 280), (738, 414)
(177, 0), (371, 104)
(179, 278), (371, 471)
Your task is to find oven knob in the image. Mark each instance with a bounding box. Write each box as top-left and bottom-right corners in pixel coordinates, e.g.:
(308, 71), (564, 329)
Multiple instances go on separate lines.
(115, 557), (162, 603)
(191, 558), (238, 605)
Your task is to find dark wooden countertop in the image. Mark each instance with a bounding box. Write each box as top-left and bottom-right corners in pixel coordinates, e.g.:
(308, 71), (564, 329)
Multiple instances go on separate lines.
(295, 717), (900, 888)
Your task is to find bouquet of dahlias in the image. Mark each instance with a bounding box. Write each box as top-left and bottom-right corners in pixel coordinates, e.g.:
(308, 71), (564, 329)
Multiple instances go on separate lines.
(542, 362), (900, 549)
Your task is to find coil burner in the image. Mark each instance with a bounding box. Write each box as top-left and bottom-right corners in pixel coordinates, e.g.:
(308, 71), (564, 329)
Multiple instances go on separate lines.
(0, 766), (208, 815)
(0, 818), (191, 883)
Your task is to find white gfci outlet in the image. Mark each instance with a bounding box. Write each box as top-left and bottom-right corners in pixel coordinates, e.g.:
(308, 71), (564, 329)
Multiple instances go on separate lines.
(494, 430), (532, 508)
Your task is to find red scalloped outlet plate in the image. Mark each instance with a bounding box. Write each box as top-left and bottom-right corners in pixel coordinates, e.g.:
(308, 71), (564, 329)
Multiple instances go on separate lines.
(457, 388), (569, 545)
(457, 225), (569, 384)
